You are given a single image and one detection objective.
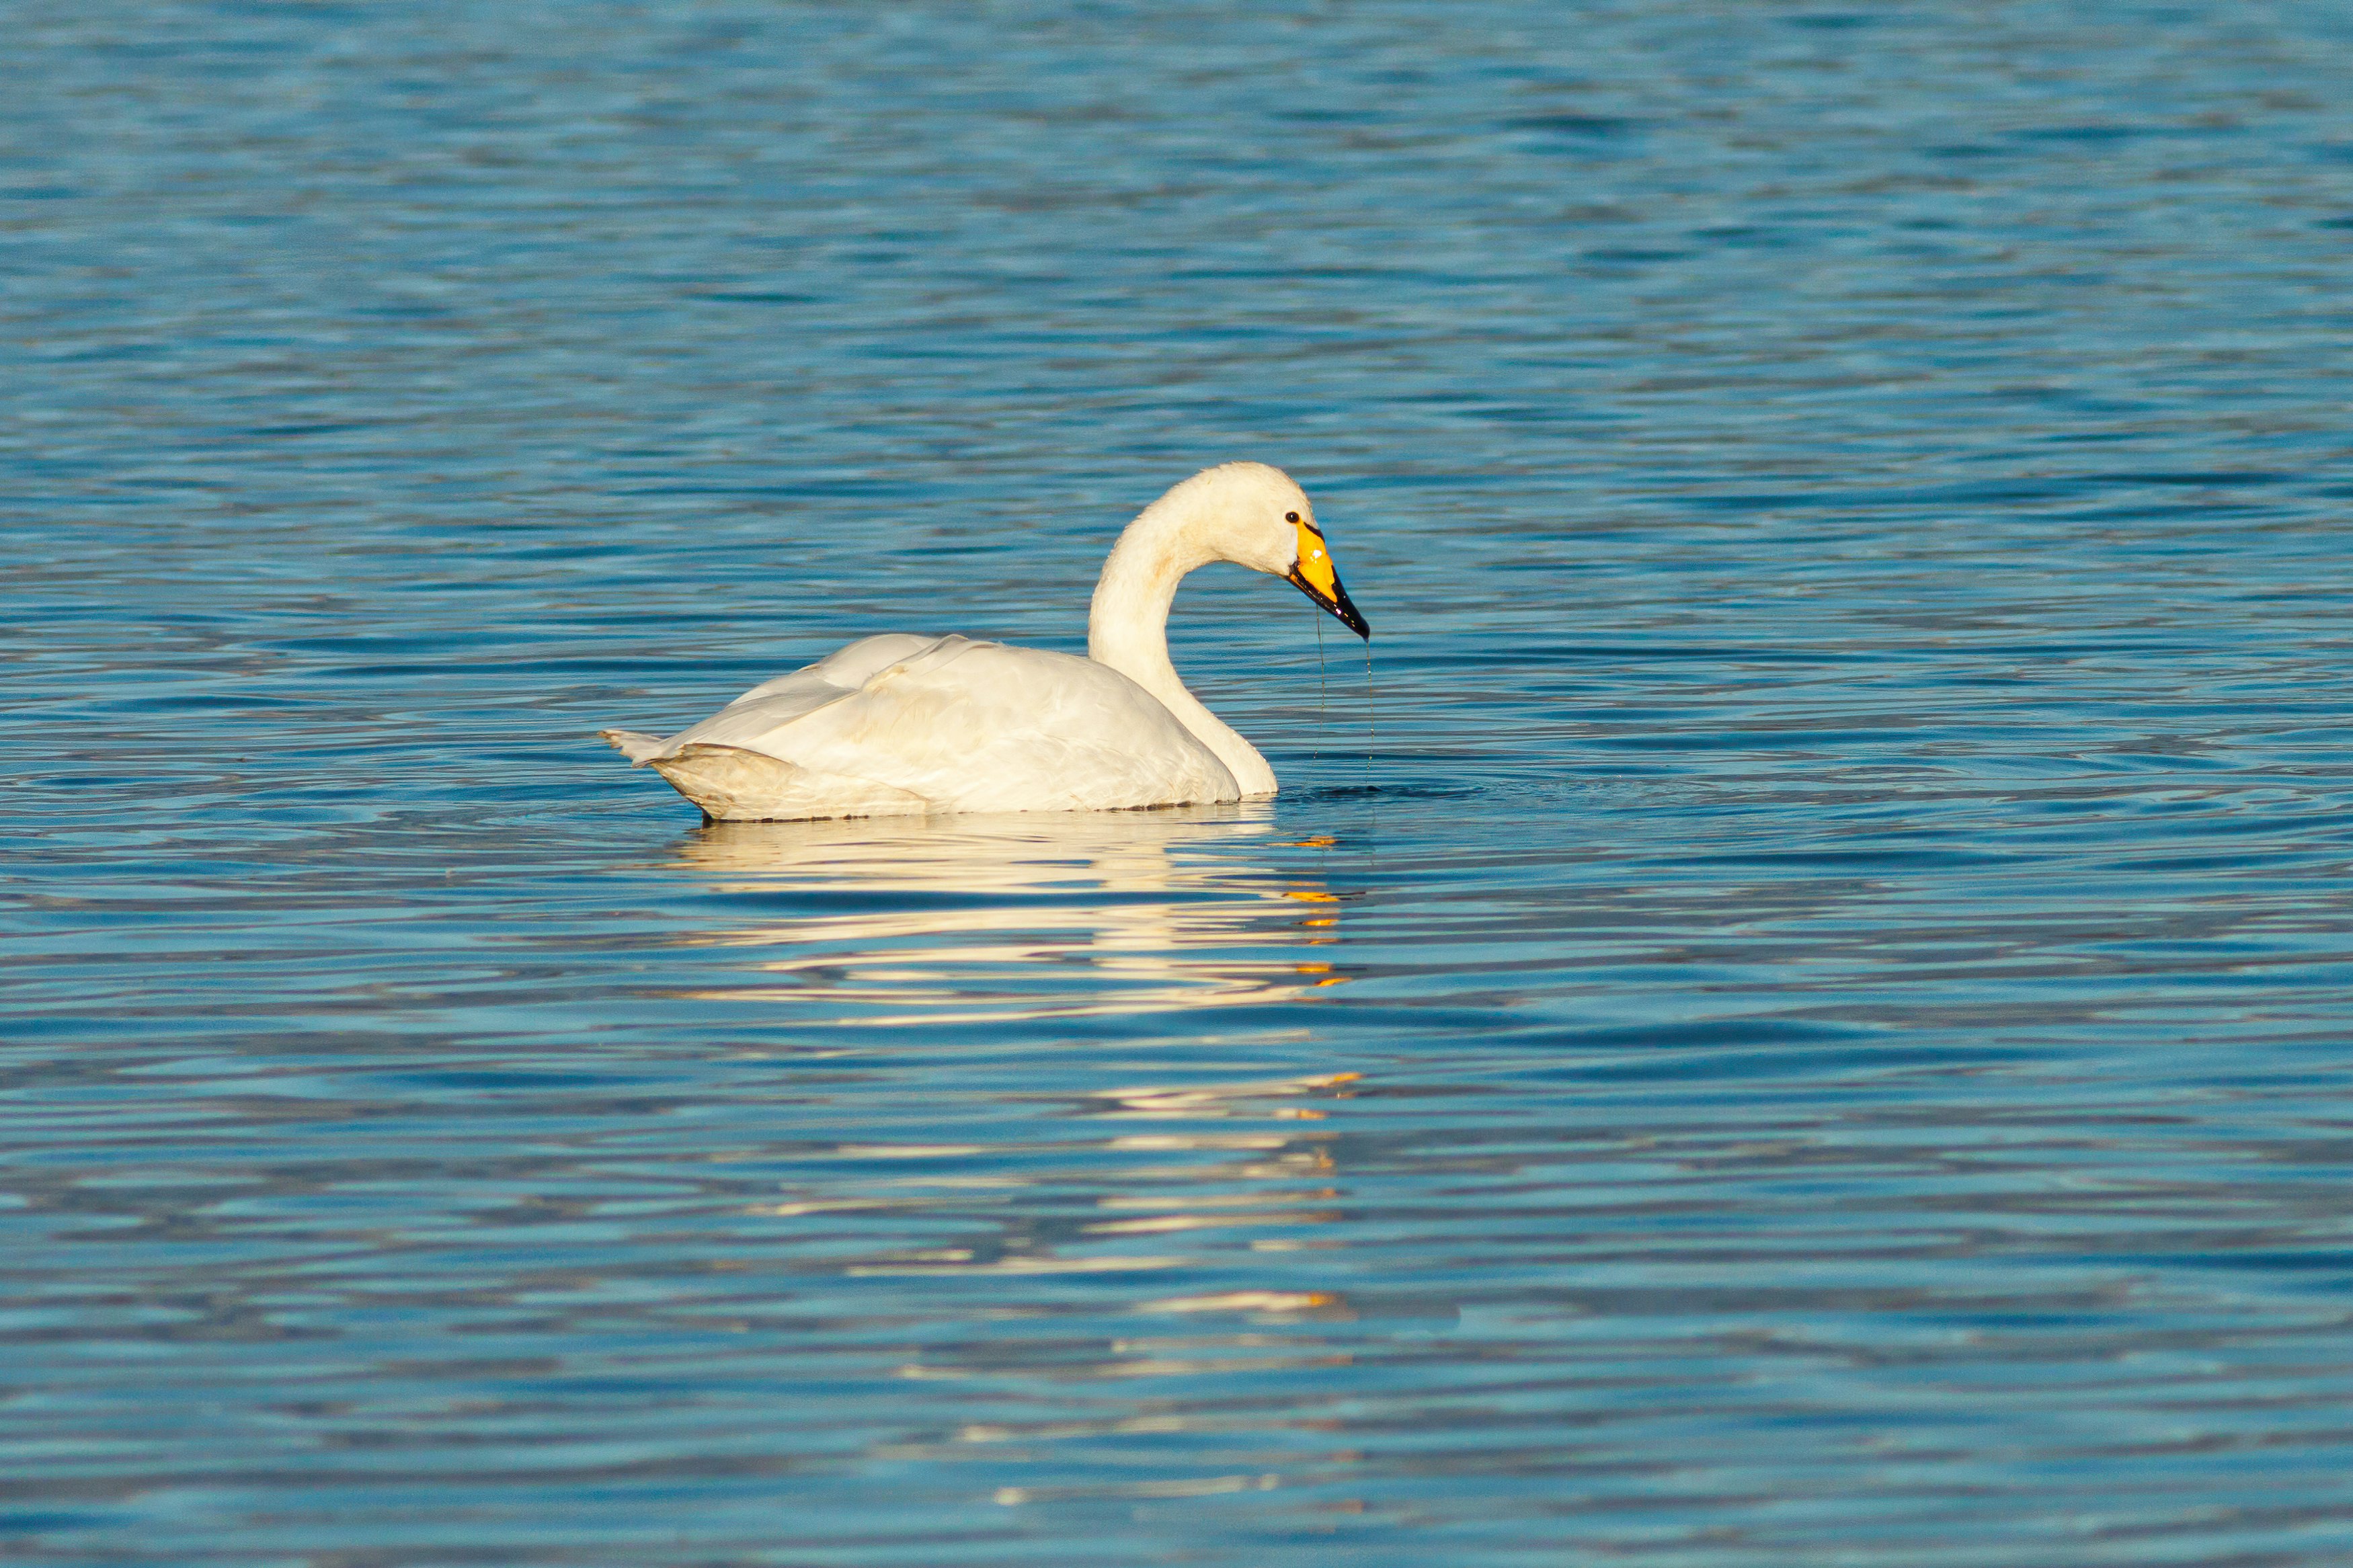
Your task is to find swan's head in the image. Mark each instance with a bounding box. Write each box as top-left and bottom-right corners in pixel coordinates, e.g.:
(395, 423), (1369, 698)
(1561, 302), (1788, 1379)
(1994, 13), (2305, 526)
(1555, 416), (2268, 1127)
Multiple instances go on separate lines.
(1168, 461), (1369, 639)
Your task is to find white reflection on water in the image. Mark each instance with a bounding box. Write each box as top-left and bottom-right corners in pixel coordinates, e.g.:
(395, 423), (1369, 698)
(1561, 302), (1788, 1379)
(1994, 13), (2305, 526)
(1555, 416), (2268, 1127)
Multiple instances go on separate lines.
(662, 810), (1371, 1303)
(663, 805), (1351, 1026)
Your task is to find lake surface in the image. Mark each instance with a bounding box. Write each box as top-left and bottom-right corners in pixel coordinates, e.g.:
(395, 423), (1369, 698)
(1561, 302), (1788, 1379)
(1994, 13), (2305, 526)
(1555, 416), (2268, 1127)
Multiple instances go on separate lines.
(8, 2), (2353, 1563)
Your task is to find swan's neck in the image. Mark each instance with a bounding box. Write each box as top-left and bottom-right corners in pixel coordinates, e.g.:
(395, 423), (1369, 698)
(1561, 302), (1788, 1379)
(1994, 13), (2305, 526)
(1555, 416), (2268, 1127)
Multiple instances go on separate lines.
(1086, 498), (1277, 796)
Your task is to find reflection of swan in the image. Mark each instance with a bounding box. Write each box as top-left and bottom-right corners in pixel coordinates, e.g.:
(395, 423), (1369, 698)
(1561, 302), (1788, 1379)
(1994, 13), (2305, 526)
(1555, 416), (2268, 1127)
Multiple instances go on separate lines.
(682, 816), (1369, 1322)
(665, 809), (1346, 1026)
(602, 463), (1368, 821)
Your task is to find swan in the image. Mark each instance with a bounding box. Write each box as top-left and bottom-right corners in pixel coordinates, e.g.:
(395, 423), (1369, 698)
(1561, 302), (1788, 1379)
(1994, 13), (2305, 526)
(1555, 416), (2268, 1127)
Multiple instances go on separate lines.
(600, 462), (1369, 821)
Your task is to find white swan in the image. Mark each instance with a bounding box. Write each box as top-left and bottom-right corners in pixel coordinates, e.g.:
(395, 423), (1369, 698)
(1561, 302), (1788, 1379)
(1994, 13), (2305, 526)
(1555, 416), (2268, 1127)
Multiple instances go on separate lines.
(600, 462), (1369, 821)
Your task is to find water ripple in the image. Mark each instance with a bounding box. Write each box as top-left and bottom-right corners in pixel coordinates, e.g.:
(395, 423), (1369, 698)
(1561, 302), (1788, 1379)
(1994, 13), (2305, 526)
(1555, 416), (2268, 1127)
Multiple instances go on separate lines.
(9, 1), (2353, 1565)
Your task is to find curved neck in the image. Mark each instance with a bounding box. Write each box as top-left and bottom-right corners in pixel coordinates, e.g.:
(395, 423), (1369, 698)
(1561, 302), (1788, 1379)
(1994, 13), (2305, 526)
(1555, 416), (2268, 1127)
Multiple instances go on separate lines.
(1086, 497), (1277, 796)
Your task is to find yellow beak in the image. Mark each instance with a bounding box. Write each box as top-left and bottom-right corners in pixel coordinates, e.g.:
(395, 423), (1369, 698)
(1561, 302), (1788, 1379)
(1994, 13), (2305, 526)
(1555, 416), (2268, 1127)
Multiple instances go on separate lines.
(1285, 517), (1369, 638)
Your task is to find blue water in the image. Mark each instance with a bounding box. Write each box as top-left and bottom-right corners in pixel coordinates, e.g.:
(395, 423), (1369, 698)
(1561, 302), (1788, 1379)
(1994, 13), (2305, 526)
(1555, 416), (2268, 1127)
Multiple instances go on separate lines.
(9, 3), (2353, 1563)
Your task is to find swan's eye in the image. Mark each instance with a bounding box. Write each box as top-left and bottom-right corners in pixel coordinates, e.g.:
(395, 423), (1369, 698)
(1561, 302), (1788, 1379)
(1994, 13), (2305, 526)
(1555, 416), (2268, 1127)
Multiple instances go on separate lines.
(1285, 511), (1300, 524)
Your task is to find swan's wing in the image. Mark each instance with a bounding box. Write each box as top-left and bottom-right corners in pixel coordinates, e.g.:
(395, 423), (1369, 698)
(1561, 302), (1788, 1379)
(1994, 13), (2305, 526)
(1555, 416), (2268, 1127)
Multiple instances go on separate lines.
(612, 634), (951, 760)
(731, 633), (942, 705)
(771, 638), (1240, 812)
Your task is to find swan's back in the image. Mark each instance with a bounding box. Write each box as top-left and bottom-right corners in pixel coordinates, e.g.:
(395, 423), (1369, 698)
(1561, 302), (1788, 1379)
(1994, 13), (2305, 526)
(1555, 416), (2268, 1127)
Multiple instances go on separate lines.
(602, 634), (1240, 821)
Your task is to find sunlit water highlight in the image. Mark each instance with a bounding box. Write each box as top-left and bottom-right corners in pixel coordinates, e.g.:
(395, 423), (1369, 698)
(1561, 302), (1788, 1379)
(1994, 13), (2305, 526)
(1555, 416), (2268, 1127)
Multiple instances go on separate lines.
(7, 3), (2353, 1564)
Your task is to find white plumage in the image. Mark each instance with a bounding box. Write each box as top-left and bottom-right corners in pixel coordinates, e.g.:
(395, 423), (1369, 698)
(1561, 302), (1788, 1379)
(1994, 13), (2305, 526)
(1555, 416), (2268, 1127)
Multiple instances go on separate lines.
(601, 462), (1368, 822)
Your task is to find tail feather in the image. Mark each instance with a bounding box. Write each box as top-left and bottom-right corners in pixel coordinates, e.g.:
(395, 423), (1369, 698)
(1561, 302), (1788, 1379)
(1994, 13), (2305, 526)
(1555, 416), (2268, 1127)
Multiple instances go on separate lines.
(601, 727), (926, 820)
(648, 742), (928, 822)
(599, 728), (668, 766)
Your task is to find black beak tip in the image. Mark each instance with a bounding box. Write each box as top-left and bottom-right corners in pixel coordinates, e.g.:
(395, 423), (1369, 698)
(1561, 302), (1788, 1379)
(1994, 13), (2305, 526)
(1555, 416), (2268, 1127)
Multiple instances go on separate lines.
(1291, 567), (1370, 640)
(1333, 587), (1369, 640)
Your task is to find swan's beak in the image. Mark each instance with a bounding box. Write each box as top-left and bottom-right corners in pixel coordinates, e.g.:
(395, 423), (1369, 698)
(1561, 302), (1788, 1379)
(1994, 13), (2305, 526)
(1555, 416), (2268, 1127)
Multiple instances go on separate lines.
(1287, 522), (1370, 639)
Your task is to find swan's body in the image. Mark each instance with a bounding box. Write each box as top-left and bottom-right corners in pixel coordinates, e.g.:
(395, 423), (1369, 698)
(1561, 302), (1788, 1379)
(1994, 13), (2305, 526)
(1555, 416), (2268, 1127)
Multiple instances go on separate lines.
(602, 632), (1240, 819)
(601, 462), (1367, 822)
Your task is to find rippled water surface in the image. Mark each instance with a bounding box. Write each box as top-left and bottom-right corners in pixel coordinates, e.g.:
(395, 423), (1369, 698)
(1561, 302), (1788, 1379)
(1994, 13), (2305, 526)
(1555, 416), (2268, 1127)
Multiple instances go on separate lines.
(9, 3), (2353, 1563)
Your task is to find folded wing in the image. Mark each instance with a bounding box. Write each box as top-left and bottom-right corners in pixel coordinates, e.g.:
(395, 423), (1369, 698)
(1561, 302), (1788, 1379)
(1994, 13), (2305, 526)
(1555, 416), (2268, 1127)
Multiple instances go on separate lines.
(600, 633), (1239, 820)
